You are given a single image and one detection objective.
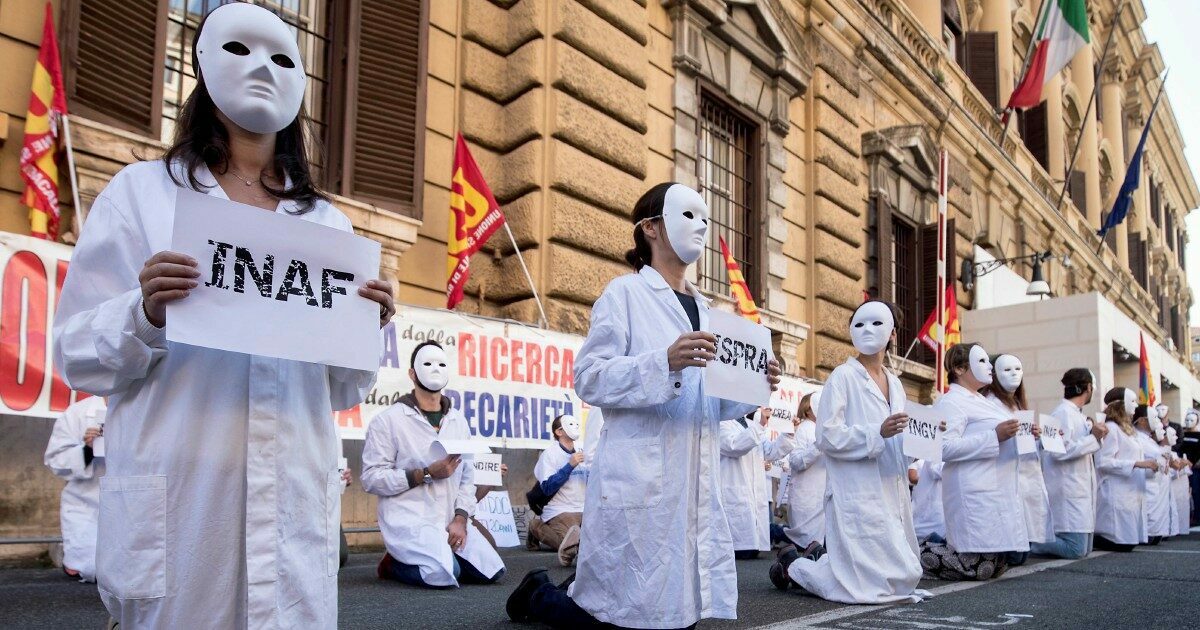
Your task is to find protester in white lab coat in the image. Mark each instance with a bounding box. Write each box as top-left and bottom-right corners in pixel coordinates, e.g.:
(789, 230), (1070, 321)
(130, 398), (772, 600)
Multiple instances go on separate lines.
(52, 6), (392, 627)
(909, 459), (946, 543)
(721, 406), (796, 558)
(984, 354), (1052, 565)
(772, 300), (926, 604)
(783, 392), (827, 550)
(507, 182), (781, 629)
(43, 396), (107, 582)
(1169, 447), (1192, 537)
(1095, 388), (1158, 552)
(921, 343), (1028, 581)
(1032, 368), (1106, 559)
(527, 415), (587, 566)
(363, 341), (504, 588)
(1133, 405), (1172, 545)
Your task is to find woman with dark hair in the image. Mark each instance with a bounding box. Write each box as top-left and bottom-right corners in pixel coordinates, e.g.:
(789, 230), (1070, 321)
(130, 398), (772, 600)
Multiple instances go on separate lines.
(984, 354), (1051, 566)
(771, 300), (927, 604)
(1132, 405), (1172, 545)
(507, 182), (782, 628)
(1095, 388), (1158, 551)
(921, 343), (1028, 581)
(52, 5), (393, 627)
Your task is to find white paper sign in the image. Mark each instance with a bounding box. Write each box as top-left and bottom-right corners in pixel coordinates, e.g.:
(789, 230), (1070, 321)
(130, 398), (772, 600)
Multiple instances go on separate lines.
(1015, 410), (1037, 455)
(167, 189), (382, 371)
(90, 436), (105, 459)
(1039, 413), (1066, 454)
(475, 491), (520, 547)
(903, 402), (943, 463)
(473, 453), (504, 486)
(765, 459), (783, 479)
(704, 309), (774, 407)
(767, 393), (796, 435)
(436, 439), (493, 455)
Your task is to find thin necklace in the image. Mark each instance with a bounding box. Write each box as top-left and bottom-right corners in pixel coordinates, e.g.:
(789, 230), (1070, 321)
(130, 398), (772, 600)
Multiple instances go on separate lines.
(228, 169), (258, 187)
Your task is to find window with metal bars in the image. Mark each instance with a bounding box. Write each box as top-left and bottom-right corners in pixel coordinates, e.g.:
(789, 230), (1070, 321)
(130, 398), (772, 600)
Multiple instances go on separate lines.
(696, 91), (760, 302)
(891, 217), (920, 359)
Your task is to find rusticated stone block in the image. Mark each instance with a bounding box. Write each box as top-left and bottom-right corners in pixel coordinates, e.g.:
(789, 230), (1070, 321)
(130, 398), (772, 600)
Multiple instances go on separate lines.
(556, 0), (646, 89)
(546, 242), (630, 305)
(554, 42), (648, 133)
(816, 332), (855, 373)
(813, 138), (861, 186)
(575, 0), (648, 46)
(813, 37), (859, 97)
(466, 246), (542, 302)
(503, 297), (598, 334)
(553, 90), (647, 178)
(550, 140), (643, 216)
(550, 192), (632, 264)
(814, 196), (863, 248)
(463, 39), (544, 103)
(814, 230), (863, 280)
(813, 70), (859, 125)
(814, 101), (860, 158)
(482, 191), (542, 253)
(814, 261), (862, 311)
(813, 163), (863, 217)
(464, 0), (543, 55)
(460, 88), (543, 153)
(468, 139), (543, 204)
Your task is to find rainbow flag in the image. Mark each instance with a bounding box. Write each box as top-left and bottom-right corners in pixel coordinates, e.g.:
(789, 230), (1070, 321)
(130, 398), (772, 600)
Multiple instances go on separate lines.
(718, 235), (760, 323)
(1138, 332), (1155, 406)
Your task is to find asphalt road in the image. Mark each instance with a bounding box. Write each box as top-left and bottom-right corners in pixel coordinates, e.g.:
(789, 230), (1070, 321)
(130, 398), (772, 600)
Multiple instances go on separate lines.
(3, 531), (1198, 629)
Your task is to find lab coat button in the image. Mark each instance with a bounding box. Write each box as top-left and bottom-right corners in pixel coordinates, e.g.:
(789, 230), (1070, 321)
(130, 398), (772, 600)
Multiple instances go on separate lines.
(674, 382), (681, 388)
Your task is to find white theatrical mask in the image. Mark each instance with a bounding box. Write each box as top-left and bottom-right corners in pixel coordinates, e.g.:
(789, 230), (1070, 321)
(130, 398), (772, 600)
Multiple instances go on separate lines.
(661, 184), (710, 265)
(968, 344), (993, 385)
(1185, 410), (1199, 429)
(1121, 388), (1137, 417)
(559, 415), (582, 441)
(848, 301), (894, 355)
(413, 344), (450, 392)
(197, 3), (306, 134)
(994, 354), (1023, 393)
(1155, 404), (1169, 423)
(1148, 406), (1164, 439)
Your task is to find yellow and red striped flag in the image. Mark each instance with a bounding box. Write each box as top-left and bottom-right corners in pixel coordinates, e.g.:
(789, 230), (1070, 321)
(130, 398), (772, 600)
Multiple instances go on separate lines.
(447, 134), (506, 309)
(20, 2), (69, 241)
(918, 284), (960, 392)
(718, 235), (760, 323)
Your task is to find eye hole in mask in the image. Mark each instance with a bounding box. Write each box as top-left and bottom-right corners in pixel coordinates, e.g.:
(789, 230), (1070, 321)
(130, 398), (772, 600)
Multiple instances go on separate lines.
(683, 211), (694, 219)
(854, 322), (865, 328)
(271, 54), (296, 69)
(223, 41), (251, 55)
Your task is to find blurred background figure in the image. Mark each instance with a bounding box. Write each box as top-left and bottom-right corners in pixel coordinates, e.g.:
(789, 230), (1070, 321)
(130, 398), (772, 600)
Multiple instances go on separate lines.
(43, 396), (107, 582)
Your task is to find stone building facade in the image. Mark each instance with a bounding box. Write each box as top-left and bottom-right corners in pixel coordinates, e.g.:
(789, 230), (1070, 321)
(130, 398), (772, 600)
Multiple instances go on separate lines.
(0, 0), (1196, 548)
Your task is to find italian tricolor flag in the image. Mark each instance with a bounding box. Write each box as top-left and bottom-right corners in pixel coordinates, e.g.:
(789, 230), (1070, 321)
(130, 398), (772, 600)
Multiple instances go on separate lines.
(1006, 0), (1090, 111)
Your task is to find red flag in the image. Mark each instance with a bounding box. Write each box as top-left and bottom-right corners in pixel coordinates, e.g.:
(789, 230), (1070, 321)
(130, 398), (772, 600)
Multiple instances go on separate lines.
(20, 2), (69, 240)
(718, 236), (761, 323)
(446, 134), (506, 309)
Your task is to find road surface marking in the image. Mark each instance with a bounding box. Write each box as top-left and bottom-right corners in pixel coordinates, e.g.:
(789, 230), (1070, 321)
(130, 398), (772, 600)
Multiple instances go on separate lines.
(1134, 548), (1200, 554)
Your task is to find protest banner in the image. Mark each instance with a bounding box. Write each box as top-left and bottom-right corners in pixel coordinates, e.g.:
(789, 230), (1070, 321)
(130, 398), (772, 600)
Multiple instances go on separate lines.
(903, 402), (943, 463)
(473, 453), (503, 486)
(1039, 413), (1066, 454)
(704, 309), (773, 407)
(333, 304), (585, 448)
(168, 189), (382, 371)
(0, 231), (90, 418)
(1015, 410), (1037, 454)
(475, 491), (520, 547)
(436, 439), (492, 456)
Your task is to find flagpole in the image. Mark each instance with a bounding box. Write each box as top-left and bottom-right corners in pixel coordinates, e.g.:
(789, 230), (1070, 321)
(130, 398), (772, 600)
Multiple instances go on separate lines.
(936, 149), (948, 394)
(502, 222), (548, 329)
(61, 114), (85, 228)
(1053, 1), (1124, 233)
(1093, 70), (1168, 256)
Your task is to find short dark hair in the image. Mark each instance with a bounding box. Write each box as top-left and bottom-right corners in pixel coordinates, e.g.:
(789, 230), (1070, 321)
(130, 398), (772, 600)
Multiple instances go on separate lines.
(1062, 368), (1093, 398)
(625, 182), (675, 270)
(551, 414), (566, 435)
(410, 340), (443, 369)
(945, 342), (978, 384)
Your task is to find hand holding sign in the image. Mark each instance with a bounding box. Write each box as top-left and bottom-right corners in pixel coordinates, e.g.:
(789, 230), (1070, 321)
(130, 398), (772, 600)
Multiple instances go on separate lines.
(703, 310), (775, 407)
(472, 453), (504, 486)
(1039, 414), (1066, 454)
(1014, 410), (1037, 455)
(902, 403), (942, 462)
(667, 331), (717, 371)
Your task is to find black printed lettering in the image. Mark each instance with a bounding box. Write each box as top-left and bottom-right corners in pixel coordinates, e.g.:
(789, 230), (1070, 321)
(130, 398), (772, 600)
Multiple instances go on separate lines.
(205, 240), (234, 289)
(274, 259), (318, 307)
(234, 247), (274, 298)
(321, 268), (354, 308)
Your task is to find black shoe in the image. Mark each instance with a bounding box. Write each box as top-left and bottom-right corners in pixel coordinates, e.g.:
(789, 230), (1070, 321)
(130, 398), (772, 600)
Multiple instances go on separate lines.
(557, 572), (576, 590)
(803, 541), (827, 562)
(506, 569), (551, 623)
(769, 546), (800, 591)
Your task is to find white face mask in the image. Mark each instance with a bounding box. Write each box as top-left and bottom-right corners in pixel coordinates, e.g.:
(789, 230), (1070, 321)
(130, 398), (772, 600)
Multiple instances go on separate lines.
(994, 354), (1023, 393)
(969, 345), (993, 385)
(1186, 411), (1199, 429)
(413, 345), (450, 392)
(559, 415), (582, 441)
(1122, 389), (1137, 417)
(849, 302), (895, 355)
(1155, 404), (1169, 421)
(197, 3), (306, 134)
(660, 184), (710, 265)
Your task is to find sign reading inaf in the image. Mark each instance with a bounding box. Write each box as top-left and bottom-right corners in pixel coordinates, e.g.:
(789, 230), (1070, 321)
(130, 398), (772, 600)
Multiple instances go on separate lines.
(168, 189), (381, 371)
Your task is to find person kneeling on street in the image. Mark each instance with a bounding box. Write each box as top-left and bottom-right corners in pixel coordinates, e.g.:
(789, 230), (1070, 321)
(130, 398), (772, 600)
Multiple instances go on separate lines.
(527, 415), (587, 566)
(362, 341), (505, 588)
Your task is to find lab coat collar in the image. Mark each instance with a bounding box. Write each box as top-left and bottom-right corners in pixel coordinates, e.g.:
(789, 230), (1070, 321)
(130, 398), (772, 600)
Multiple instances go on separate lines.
(189, 161), (299, 215)
(638, 265), (710, 303)
(948, 383), (983, 399)
(638, 265), (710, 331)
(845, 357), (890, 407)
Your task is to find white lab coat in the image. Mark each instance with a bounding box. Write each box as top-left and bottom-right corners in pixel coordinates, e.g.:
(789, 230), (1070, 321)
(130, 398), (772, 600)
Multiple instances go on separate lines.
(1042, 400), (1100, 533)
(1094, 423), (1147, 545)
(1135, 431), (1172, 538)
(935, 385), (1028, 553)
(911, 459), (945, 540)
(43, 396), (107, 582)
(788, 358), (925, 604)
(783, 420), (826, 547)
(719, 418), (795, 551)
(534, 442), (587, 521)
(53, 161), (376, 629)
(360, 398), (504, 586)
(570, 266), (758, 629)
(987, 395), (1053, 544)
(1170, 454), (1191, 536)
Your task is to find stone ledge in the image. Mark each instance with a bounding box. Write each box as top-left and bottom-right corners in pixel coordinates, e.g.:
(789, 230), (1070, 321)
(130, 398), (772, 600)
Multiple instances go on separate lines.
(555, 0), (647, 89)
(550, 140), (643, 216)
(554, 42), (649, 133)
(462, 39), (544, 104)
(575, 0), (649, 46)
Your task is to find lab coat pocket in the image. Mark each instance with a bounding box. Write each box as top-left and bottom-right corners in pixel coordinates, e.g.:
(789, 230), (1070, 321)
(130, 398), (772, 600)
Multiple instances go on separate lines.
(599, 438), (663, 510)
(326, 471), (343, 577)
(97, 475), (167, 600)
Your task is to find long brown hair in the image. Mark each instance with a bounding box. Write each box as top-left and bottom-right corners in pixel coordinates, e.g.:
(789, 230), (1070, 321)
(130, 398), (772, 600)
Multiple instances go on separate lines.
(985, 355), (1028, 410)
(162, 9), (327, 214)
(1103, 387), (1134, 436)
(625, 183), (674, 270)
(796, 393), (815, 422)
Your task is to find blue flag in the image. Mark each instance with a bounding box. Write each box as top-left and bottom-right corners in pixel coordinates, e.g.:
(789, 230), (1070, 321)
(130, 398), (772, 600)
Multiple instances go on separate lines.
(1099, 80), (1164, 238)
